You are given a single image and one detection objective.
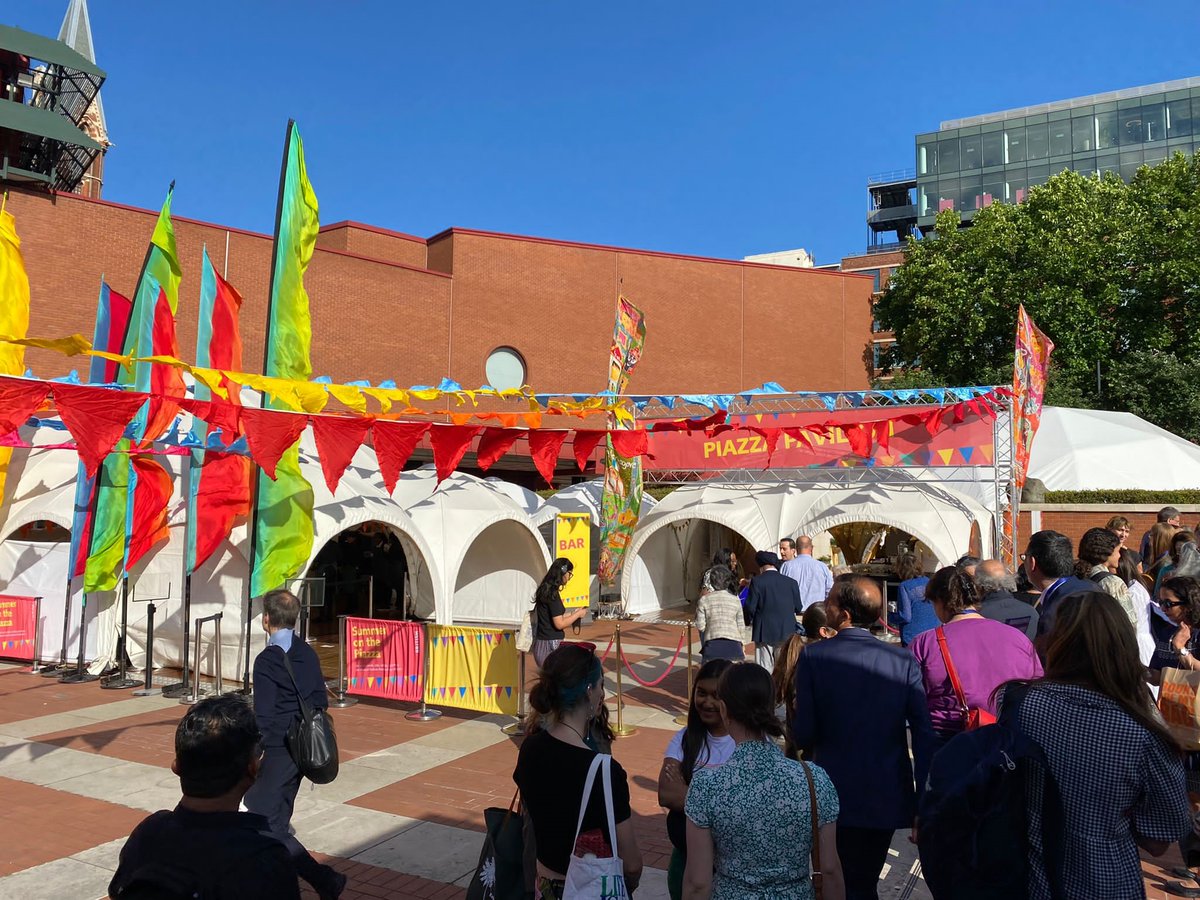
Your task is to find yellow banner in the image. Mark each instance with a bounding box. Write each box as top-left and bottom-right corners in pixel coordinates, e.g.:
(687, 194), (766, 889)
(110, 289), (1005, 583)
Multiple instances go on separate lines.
(555, 513), (591, 609)
(424, 624), (519, 715)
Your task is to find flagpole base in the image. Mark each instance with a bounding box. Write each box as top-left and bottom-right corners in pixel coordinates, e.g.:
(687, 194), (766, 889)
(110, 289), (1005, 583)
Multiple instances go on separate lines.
(59, 671), (99, 684)
(501, 719), (526, 736)
(132, 687), (161, 697)
(329, 697), (358, 709)
(405, 707), (442, 722)
(101, 675), (142, 690)
(160, 682), (188, 699)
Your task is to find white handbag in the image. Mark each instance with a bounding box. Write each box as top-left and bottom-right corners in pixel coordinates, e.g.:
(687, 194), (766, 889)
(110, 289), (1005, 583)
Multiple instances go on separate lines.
(516, 607), (534, 653)
(562, 754), (628, 900)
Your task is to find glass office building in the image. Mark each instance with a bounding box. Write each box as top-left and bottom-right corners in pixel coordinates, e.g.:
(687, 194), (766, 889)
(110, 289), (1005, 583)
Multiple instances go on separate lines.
(915, 77), (1200, 230)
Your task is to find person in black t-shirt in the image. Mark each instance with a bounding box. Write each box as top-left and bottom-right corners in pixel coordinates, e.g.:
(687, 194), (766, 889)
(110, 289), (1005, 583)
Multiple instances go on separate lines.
(109, 694), (302, 900)
(531, 557), (586, 667)
(514, 643), (642, 899)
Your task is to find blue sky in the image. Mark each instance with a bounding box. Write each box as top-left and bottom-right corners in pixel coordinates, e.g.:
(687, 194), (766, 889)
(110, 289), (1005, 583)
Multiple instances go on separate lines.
(11, 1), (1200, 265)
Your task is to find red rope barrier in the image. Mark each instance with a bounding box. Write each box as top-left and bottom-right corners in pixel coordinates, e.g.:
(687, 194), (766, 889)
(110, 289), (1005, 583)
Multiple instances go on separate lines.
(619, 633), (687, 688)
(598, 634), (616, 665)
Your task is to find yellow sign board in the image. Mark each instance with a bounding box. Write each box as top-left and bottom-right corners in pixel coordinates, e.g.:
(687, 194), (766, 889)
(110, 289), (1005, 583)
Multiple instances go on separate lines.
(555, 513), (591, 609)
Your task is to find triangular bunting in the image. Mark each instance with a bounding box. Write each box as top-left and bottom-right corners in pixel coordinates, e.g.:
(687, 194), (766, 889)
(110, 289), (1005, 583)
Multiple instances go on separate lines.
(572, 430), (606, 472)
(528, 429), (569, 485)
(241, 406), (309, 480)
(936, 448), (955, 465)
(0, 377), (50, 434)
(372, 420), (430, 493)
(310, 413), (375, 494)
(429, 424), (481, 482)
(977, 443), (994, 463)
(959, 446), (974, 463)
(610, 430), (648, 458)
(52, 383), (146, 478)
(475, 427), (522, 472)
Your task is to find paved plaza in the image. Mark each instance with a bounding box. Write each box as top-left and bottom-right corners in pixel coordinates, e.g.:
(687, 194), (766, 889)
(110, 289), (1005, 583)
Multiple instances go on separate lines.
(0, 620), (1188, 899)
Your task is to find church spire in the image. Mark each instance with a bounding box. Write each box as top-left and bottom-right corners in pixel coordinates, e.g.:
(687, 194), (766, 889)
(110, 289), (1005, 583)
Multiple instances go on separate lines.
(57, 0), (107, 196)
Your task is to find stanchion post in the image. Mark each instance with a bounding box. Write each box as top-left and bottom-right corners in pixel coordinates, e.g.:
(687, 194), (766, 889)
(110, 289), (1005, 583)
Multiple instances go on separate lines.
(501, 646), (527, 736)
(612, 622), (636, 737)
(181, 616), (204, 705)
(25, 597), (43, 675)
(368, 576), (374, 620)
(133, 603), (161, 696)
(673, 620), (694, 726)
(102, 577), (141, 690)
(212, 612), (223, 698)
(405, 626), (442, 722)
(329, 614), (358, 709)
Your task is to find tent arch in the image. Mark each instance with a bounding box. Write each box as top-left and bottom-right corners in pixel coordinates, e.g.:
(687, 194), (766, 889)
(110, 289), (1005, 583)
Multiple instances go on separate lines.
(620, 507), (765, 616)
(451, 513), (551, 625)
(799, 510), (956, 568)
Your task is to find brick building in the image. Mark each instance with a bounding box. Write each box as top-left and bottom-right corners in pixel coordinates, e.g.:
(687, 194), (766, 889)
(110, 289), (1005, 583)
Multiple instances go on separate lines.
(4, 187), (876, 395)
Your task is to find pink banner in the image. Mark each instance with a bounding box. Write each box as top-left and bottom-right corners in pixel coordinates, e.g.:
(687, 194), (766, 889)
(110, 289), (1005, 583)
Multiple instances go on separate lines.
(345, 617), (424, 702)
(0, 594), (37, 661)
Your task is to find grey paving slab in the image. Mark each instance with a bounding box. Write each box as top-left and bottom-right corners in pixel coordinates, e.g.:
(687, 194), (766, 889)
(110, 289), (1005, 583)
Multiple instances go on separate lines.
(347, 741), (461, 777)
(0, 739), (123, 786)
(69, 838), (125, 872)
(291, 797), (422, 859)
(303, 758), (411, 805)
(406, 716), (513, 753)
(0, 856), (112, 900)
(351, 820), (481, 883)
(53, 761), (176, 812)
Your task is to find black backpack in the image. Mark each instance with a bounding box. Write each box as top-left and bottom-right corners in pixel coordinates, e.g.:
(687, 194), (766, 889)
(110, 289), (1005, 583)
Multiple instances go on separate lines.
(917, 684), (1063, 900)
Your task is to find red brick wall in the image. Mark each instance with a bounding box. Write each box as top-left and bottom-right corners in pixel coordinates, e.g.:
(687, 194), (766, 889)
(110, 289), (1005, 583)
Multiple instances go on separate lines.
(1015, 506), (1200, 555)
(5, 189), (875, 393)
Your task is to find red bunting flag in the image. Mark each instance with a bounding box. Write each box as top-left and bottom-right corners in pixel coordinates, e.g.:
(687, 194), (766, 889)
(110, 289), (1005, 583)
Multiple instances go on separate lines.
(372, 420), (430, 493)
(528, 430), (569, 485)
(429, 425), (481, 482)
(873, 419), (891, 456)
(140, 286), (186, 443)
(310, 414), (374, 494)
(475, 428), (522, 472)
(240, 407), (309, 480)
(571, 430), (606, 472)
(0, 378), (50, 434)
(842, 423), (872, 458)
(52, 384), (146, 477)
(126, 454), (173, 569)
(749, 428), (780, 466)
(610, 430), (649, 459)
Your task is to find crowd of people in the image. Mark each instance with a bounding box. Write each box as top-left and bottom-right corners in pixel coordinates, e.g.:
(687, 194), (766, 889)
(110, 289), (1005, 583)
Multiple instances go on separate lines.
(515, 510), (1200, 900)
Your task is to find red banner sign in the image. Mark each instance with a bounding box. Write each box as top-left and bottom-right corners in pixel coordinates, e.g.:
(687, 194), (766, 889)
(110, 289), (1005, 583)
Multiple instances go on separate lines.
(345, 617), (424, 702)
(643, 405), (997, 471)
(0, 595), (37, 661)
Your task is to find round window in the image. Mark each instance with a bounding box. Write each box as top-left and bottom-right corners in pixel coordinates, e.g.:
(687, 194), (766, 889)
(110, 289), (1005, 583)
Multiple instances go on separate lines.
(485, 347), (527, 391)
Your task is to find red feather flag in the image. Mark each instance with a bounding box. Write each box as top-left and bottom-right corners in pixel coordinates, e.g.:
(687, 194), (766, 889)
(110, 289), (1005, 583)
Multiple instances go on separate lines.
(126, 454), (173, 569)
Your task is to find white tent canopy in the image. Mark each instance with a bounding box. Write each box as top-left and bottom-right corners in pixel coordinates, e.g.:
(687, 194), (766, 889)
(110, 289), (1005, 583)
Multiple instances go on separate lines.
(1029, 406), (1200, 491)
(620, 481), (991, 615)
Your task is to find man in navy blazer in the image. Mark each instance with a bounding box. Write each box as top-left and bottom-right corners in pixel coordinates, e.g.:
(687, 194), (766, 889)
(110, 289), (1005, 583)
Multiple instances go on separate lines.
(1027, 530), (1096, 654)
(793, 575), (935, 900)
(744, 550), (804, 670)
(243, 589), (344, 899)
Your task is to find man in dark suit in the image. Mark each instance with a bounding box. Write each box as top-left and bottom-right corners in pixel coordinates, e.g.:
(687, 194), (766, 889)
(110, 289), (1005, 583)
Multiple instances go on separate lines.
(793, 575), (935, 900)
(976, 558), (1040, 639)
(243, 589), (345, 900)
(1027, 530), (1095, 653)
(744, 550), (803, 670)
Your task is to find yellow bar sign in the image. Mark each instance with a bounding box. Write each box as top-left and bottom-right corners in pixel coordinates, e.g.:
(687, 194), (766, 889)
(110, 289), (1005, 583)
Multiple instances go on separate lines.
(555, 513), (591, 609)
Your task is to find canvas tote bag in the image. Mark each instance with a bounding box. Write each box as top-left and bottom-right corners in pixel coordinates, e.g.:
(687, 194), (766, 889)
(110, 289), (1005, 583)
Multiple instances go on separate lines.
(1159, 666), (1200, 750)
(562, 753), (627, 900)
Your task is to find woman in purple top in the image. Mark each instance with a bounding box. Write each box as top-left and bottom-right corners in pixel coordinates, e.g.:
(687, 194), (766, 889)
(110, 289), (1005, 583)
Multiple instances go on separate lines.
(909, 566), (1043, 743)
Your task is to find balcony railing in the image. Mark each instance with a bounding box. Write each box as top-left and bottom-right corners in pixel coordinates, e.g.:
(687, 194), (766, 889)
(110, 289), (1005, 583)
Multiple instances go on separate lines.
(867, 204), (917, 226)
(867, 168), (917, 186)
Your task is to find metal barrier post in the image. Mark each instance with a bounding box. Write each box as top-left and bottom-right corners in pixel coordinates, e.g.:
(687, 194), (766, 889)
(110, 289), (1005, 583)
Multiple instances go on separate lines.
(102, 577), (140, 690)
(24, 597), (44, 675)
(368, 576), (374, 620)
(405, 628), (441, 722)
(612, 622), (636, 737)
(60, 594), (99, 684)
(501, 647), (527, 736)
(673, 620), (695, 726)
(180, 613), (223, 705)
(328, 614), (358, 709)
(133, 603), (161, 696)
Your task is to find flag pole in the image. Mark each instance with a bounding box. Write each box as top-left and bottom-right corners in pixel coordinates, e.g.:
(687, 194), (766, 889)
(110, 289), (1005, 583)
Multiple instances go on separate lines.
(242, 119), (295, 695)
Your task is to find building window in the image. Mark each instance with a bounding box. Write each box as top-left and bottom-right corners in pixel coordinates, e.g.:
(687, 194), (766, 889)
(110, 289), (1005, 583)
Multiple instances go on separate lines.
(485, 347), (527, 391)
(1168, 98), (1194, 139)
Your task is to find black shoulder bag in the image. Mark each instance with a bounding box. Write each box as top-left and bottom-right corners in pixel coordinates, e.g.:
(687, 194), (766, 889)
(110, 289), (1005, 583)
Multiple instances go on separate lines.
(279, 649), (339, 784)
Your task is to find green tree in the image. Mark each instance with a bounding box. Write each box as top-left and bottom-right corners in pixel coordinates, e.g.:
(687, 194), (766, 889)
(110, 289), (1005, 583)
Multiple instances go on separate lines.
(875, 152), (1200, 440)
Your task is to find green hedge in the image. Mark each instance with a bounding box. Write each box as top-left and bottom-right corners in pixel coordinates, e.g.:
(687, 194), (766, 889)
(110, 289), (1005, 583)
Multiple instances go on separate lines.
(1042, 490), (1200, 505)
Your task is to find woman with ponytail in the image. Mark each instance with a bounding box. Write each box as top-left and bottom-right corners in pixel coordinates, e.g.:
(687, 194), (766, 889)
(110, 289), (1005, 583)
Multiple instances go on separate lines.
(908, 565), (1042, 746)
(683, 663), (844, 900)
(514, 643), (642, 899)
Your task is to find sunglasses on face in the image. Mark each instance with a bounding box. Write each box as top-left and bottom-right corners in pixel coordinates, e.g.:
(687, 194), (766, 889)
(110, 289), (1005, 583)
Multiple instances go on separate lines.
(1160, 599), (1187, 610)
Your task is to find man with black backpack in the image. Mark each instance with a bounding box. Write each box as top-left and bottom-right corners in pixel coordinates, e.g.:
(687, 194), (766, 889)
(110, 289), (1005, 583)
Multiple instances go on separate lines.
(244, 589), (345, 899)
(108, 694), (301, 899)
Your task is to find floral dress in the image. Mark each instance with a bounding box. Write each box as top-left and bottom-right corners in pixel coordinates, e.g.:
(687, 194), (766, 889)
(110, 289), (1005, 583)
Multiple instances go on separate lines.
(685, 739), (839, 900)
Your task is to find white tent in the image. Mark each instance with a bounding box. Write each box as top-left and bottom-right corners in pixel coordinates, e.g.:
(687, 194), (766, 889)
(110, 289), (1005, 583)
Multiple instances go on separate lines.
(485, 476), (554, 527)
(1029, 407), (1200, 490)
(620, 481), (991, 615)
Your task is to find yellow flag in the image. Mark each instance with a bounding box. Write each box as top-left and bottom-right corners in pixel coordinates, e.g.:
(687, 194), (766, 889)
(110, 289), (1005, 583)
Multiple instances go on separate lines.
(0, 203), (31, 507)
